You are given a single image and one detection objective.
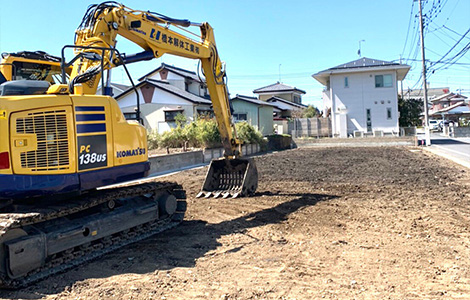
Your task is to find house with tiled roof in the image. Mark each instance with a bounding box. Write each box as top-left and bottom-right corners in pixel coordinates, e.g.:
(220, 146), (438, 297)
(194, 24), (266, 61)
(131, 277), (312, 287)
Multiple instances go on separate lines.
(252, 82), (307, 119)
(138, 63), (208, 98)
(266, 96), (308, 119)
(404, 87), (450, 101)
(115, 67), (212, 133)
(429, 93), (469, 123)
(254, 82), (306, 104)
(230, 95), (275, 136)
(313, 57), (410, 137)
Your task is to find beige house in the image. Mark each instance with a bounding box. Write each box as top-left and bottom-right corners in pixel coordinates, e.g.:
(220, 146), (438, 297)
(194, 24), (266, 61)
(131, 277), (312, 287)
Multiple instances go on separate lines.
(254, 82), (306, 103)
(253, 82), (307, 119)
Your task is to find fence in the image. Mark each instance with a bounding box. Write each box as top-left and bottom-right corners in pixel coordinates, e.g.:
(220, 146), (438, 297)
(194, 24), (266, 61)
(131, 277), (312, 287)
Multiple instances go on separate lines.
(148, 144), (261, 176)
(274, 117), (331, 138)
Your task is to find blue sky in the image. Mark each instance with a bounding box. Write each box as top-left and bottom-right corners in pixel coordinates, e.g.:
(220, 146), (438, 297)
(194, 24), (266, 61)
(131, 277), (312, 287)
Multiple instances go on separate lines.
(0, 0), (469, 108)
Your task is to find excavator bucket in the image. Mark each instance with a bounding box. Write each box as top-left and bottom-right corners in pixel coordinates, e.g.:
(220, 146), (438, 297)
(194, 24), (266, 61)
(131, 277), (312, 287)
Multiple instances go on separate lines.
(197, 157), (258, 198)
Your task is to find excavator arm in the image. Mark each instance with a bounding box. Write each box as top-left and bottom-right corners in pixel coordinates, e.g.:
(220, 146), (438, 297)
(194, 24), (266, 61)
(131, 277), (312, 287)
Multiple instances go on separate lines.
(70, 2), (258, 197)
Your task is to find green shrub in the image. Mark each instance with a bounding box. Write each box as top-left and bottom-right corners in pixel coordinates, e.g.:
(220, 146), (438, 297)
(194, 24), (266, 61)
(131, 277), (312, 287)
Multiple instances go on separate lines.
(182, 121), (199, 147)
(174, 113), (187, 128)
(147, 131), (160, 150)
(151, 118), (266, 150)
(195, 118), (221, 148)
(235, 121), (265, 146)
(160, 127), (185, 148)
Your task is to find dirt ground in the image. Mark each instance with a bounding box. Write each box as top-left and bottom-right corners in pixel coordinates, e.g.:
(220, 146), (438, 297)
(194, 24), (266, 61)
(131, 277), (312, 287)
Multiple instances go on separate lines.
(2, 146), (470, 299)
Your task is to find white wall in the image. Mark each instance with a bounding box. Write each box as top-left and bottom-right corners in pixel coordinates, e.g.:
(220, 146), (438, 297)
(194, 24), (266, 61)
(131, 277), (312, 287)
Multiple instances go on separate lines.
(117, 86), (210, 132)
(148, 70), (206, 97)
(330, 70), (399, 135)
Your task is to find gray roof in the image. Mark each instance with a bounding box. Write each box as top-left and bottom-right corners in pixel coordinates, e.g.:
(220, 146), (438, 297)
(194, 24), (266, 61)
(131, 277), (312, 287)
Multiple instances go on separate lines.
(321, 57), (400, 72)
(430, 92), (468, 103)
(405, 87), (450, 100)
(253, 82), (306, 94)
(115, 79), (211, 105)
(231, 94), (276, 107)
(313, 57), (411, 85)
(266, 96), (308, 110)
(110, 82), (131, 91)
(138, 63), (204, 83)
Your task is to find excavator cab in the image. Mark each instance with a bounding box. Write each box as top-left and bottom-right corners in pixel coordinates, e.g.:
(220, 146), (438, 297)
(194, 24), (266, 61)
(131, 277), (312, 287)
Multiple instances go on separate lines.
(198, 157), (258, 198)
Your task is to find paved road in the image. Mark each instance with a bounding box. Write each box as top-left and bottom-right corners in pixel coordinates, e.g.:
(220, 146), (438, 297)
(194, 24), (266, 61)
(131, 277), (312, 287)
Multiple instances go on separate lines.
(429, 134), (470, 168)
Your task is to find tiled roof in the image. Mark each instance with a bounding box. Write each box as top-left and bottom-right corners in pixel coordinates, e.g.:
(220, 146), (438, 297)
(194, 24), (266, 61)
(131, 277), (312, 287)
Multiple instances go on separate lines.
(324, 57), (399, 72)
(313, 57), (411, 85)
(138, 63), (205, 83)
(231, 94), (276, 107)
(430, 101), (470, 116)
(266, 96), (308, 110)
(406, 87), (450, 100)
(430, 92), (468, 103)
(253, 82), (306, 94)
(110, 82), (131, 91)
(115, 79), (211, 105)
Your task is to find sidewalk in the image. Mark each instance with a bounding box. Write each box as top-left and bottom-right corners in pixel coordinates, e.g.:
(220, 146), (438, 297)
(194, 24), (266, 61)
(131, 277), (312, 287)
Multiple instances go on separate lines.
(424, 136), (470, 169)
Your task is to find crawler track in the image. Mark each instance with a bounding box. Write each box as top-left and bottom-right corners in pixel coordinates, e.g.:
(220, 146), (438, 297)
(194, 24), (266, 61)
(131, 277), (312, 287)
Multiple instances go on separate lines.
(0, 181), (186, 289)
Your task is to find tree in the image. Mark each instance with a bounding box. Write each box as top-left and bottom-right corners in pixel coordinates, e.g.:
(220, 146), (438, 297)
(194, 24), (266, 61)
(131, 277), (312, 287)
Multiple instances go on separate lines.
(303, 105), (321, 118)
(398, 96), (423, 127)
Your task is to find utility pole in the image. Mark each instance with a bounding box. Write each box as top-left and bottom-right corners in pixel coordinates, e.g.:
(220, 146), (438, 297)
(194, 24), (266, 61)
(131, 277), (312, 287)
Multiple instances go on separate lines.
(418, 0), (431, 145)
(400, 55), (404, 101)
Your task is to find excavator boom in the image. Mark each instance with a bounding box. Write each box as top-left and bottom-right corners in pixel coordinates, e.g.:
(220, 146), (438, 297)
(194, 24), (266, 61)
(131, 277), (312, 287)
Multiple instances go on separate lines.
(69, 2), (258, 197)
(0, 2), (257, 288)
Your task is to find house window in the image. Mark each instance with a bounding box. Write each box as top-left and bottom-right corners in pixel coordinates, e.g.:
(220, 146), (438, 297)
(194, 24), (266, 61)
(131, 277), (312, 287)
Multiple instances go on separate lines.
(197, 109), (214, 118)
(233, 113), (247, 122)
(164, 110), (184, 122)
(344, 77), (349, 88)
(375, 74), (392, 88)
(293, 95), (301, 104)
(387, 108), (392, 120)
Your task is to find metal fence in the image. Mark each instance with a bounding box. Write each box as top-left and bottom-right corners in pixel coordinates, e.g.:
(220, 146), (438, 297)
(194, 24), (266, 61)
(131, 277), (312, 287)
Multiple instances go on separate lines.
(274, 117), (332, 138)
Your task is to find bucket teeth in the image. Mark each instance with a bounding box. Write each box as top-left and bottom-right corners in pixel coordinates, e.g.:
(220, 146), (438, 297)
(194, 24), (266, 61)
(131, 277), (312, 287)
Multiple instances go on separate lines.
(198, 157), (258, 199)
(195, 191), (241, 199)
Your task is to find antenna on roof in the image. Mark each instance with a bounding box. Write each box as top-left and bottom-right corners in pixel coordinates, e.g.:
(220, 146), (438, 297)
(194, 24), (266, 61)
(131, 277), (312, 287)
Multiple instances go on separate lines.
(278, 64), (282, 83)
(358, 40), (365, 57)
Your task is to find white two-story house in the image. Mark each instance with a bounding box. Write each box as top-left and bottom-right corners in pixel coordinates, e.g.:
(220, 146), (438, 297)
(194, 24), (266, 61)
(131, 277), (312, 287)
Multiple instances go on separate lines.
(313, 57), (410, 137)
(115, 63), (212, 133)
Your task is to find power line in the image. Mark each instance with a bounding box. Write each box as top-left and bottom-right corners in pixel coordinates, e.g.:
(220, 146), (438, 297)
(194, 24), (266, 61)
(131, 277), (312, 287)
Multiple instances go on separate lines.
(401, 0), (416, 58)
(431, 28), (470, 65)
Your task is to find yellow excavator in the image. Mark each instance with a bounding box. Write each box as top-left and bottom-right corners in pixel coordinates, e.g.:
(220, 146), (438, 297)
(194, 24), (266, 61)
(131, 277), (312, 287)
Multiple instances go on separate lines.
(0, 2), (257, 287)
(0, 51), (72, 85)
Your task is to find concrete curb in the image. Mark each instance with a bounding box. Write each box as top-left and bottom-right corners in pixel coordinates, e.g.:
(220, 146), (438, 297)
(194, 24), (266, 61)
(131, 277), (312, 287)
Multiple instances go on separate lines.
(422, 147), (470, 169)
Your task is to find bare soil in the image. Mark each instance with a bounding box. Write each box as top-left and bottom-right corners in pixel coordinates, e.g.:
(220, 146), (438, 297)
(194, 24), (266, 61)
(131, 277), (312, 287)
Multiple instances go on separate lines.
(2, 147), (470, 299)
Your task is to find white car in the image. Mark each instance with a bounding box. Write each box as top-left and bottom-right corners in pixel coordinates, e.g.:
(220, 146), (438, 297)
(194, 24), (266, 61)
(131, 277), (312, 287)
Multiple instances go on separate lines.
(429, 120), (441, 131)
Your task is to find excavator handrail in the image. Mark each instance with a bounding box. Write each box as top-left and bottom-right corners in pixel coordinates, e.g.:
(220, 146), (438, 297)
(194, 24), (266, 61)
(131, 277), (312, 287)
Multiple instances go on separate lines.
(60, 44), (142, 123)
